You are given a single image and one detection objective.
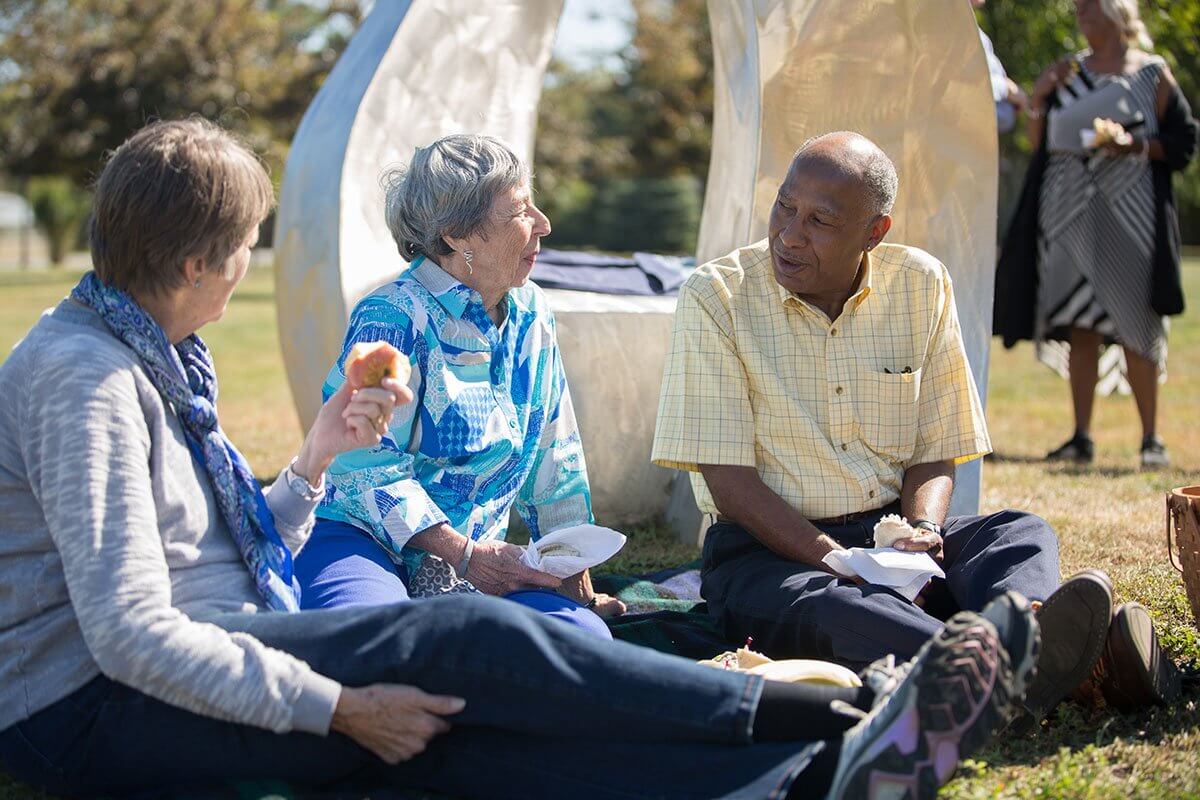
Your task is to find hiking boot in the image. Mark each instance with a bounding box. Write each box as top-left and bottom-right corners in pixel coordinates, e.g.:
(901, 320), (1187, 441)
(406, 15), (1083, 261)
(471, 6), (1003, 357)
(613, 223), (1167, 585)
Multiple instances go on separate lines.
(979, 591), (1040, 705)
(1140, 437), (1170, 470)
(1046, 433), (1095, 464)
(1090, 602), (1181, 711)
(1020, 570), (1113, 723)
(857, 653), (915, 708)
(824, 607), (1032, 799)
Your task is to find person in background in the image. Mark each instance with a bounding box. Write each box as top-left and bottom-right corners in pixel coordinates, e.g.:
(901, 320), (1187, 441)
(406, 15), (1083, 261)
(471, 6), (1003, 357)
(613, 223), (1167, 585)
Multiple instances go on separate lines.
(994, 0), (1198, 469)
(972, 0), (1028, 135)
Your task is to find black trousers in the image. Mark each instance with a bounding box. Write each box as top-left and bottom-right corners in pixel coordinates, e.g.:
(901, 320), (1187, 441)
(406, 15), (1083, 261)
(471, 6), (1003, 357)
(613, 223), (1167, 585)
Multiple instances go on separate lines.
(701, 505), (1061, 671)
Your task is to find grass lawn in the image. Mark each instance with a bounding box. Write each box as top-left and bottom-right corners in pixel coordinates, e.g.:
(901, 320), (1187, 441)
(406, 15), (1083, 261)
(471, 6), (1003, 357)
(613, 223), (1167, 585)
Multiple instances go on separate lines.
(1, 259), (1199, 799)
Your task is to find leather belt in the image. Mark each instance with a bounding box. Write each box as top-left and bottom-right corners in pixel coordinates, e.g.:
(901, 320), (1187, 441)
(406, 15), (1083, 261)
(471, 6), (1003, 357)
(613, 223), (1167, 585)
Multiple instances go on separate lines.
(715, 508), (888, 527)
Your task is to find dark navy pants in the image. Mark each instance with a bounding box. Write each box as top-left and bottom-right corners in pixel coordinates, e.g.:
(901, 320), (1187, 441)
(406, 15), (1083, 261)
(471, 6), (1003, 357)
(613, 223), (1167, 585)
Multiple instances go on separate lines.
(701, 504), (1060, 671)
(0, 595), (825, 799)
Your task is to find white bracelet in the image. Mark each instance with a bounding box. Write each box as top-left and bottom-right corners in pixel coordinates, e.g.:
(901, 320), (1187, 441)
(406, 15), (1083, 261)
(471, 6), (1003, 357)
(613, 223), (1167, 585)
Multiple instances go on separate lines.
(455, 537), (475, 577)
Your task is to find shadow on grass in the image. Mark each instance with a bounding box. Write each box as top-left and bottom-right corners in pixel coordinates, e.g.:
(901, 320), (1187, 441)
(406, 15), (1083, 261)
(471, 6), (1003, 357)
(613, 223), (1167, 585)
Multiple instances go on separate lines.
(987, 452), (1049, 465)
(1049, 464), (1141, 478)
(986, 452), (1141, 477)
(977, 688), (1200, 770)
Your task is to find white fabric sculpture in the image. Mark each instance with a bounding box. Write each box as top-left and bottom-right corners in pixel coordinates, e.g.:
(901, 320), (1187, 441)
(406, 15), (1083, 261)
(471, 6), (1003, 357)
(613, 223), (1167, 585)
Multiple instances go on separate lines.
(275, 0), (997, 531)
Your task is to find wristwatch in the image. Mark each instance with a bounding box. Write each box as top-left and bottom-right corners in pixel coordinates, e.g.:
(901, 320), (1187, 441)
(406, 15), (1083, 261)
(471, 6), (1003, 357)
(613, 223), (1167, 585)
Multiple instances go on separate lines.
(285, 458), (325, 502)
(911, 519), (943, 537)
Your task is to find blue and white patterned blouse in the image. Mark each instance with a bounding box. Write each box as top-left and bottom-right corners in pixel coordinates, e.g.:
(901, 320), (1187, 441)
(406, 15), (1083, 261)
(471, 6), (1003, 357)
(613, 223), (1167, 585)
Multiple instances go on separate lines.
(316, 256), (593, 576)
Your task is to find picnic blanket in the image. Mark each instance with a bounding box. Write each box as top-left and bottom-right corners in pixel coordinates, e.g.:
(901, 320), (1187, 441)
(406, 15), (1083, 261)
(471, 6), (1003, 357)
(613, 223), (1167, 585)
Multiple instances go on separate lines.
(594, 564), (735, 660)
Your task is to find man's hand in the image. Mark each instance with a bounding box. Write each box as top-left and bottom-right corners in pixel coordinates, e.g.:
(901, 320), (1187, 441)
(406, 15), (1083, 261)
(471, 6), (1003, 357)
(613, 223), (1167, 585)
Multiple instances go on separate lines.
(891, 530), (944, 562)
(464, 540), (561, 596)
(331, 684), (464, 764)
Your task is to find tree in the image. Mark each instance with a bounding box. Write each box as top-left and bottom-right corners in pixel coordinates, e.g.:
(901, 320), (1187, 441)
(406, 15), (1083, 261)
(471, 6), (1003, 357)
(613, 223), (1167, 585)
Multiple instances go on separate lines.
(0, 0), (363, 187)
(618, 0), (713, 182)
(26, 176), (90, 265)
(533, 0), (713, 251)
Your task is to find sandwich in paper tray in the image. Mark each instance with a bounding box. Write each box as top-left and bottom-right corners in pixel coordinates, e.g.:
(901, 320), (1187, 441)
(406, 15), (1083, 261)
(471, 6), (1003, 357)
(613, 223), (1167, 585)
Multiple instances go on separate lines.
(520, 524), (628, 578)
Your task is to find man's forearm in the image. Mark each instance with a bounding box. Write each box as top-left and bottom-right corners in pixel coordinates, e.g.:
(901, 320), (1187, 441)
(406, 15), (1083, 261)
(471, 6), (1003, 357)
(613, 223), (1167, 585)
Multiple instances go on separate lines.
(699, 465), (841, 568)
(900, 460), (955, 526)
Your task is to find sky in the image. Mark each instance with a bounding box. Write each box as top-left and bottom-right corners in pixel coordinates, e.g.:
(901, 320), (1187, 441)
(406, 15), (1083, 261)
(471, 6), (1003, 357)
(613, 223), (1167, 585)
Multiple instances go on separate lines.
(551, 0), (634, 71)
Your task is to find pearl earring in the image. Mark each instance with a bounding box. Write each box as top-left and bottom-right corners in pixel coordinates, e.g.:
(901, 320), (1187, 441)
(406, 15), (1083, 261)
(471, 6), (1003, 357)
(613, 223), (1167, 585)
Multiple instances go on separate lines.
(463, 250), (474, 276)
(194, 278), (202, 288)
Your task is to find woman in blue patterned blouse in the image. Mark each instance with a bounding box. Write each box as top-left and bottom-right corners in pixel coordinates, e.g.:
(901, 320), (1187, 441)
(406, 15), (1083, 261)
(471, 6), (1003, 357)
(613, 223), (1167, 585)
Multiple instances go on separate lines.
(295, 134), (625, 629)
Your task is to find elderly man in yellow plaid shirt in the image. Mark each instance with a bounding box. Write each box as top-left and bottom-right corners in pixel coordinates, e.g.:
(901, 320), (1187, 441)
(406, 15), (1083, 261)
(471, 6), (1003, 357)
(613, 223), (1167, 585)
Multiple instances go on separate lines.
(653, 132), (1180, 720)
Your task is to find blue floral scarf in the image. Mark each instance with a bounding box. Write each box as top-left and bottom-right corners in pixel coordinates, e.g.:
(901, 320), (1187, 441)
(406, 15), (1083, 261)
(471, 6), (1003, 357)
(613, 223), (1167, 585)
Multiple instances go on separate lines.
(72, 271), (301, 612)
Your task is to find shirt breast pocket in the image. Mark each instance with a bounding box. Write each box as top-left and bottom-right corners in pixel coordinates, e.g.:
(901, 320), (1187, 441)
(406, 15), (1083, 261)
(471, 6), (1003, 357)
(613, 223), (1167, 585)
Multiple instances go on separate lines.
(854, 368), (922, 462)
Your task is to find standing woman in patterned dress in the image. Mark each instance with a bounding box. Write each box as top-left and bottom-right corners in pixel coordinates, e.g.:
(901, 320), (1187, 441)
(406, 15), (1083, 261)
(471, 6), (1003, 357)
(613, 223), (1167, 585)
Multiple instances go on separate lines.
(995, 0), (1198, 468)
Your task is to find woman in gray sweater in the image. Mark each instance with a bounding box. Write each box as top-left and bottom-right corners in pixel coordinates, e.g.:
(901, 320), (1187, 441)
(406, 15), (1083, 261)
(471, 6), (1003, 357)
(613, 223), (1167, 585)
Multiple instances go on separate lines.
(0, 118), (1035, 800)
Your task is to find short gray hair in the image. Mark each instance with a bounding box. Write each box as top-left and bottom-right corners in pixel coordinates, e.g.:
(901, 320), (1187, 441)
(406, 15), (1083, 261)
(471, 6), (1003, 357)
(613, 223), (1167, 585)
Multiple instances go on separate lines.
(383, 134), (529, 262)
(796, 132), (899, 217)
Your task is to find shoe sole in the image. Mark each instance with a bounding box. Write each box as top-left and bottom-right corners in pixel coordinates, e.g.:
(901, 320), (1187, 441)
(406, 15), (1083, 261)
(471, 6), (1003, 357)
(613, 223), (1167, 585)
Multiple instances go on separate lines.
(1101, 602), (1181, 711)
(832, 614), (1019, 799)
(1024, 572), (1112, 720)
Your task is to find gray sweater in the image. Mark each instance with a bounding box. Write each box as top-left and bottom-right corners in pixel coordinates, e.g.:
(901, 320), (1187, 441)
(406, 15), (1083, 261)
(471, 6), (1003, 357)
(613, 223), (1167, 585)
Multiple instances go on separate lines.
(0, 300), (340, 734)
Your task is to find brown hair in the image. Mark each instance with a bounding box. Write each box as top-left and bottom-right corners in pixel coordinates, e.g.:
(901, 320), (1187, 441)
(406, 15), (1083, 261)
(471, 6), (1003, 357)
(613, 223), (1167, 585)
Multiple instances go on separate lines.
(89, 118), (274, 297)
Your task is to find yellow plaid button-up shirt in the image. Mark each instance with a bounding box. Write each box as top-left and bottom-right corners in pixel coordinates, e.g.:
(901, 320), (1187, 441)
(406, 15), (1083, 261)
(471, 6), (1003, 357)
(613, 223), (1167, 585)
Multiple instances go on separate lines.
(652, 239), (991, 520)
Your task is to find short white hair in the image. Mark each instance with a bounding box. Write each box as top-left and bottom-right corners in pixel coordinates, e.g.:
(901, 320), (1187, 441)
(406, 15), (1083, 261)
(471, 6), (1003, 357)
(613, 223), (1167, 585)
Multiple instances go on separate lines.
(1099, 0), (1153, 50)
(383, 134), (529, 262)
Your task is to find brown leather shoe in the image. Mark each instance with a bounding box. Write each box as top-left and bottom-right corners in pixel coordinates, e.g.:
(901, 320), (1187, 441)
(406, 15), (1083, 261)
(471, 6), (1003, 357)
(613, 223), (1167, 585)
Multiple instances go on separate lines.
(1021, 569), (1113, 721)
(1091, 602), (1181, 712)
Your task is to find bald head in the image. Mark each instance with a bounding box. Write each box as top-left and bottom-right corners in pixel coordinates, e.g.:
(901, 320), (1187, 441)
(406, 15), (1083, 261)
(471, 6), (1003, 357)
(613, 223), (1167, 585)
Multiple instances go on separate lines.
(791, 132), (899, 217)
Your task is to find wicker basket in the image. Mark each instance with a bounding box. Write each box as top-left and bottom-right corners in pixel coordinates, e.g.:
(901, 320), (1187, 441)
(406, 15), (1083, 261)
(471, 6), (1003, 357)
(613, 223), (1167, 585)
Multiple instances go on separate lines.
(1167, 486), (1200, 630)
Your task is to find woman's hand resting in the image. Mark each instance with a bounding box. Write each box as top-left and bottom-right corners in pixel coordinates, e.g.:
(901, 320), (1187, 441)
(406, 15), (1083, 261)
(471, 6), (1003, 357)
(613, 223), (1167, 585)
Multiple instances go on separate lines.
(331, 684), (464, 764)
(464, 540), (561, 596)
(293, 377), (412, 482)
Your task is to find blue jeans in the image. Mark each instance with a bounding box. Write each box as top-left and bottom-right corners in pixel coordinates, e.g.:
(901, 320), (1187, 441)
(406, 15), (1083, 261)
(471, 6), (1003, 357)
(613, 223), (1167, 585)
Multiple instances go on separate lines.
(0, 595), (825, 799)
(702, 505), (1060, 670)
(296, 519), (612, 639)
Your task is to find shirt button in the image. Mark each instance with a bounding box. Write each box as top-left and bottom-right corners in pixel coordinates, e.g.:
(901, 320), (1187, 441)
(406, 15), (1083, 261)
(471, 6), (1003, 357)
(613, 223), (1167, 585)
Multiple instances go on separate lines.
(869, 490), (876, 498)
(841, 443), (848, 451)
(835, 386), (844, 395)
(830, 328), (838, 336)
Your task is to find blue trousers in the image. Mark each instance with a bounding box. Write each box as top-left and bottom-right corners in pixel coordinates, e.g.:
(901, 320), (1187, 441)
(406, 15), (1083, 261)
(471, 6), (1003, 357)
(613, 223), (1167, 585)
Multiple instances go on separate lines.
(701, 505), (1060, 671)
(0, 596), (824, 799)
(296, 519), (611, 640)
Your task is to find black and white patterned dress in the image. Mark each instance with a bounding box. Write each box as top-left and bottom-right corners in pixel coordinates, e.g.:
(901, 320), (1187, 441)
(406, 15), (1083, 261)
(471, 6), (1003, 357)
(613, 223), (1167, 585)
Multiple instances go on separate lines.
(1036, 54), (1167, 393)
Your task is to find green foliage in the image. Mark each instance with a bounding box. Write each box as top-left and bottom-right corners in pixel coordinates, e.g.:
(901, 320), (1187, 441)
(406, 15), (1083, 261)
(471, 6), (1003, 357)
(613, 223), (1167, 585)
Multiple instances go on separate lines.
(534, 0), (711, 252)
(0, 0), (362, 188)
(593, 175), (701, 253)
(25, 176), (90, 264)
